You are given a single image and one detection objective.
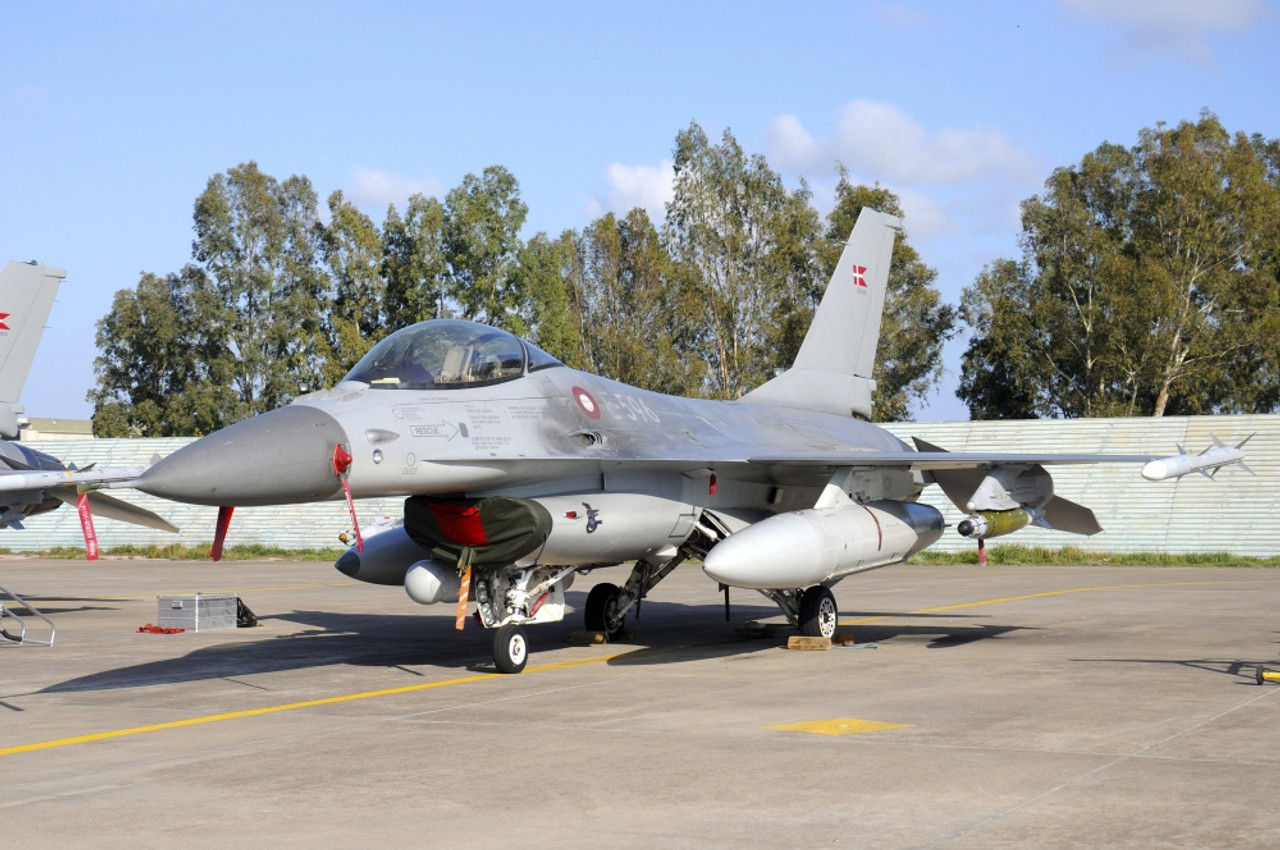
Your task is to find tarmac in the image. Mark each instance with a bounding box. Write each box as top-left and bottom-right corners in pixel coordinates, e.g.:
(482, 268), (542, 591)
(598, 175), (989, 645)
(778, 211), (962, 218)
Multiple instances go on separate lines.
(3, 557), (1279, 849)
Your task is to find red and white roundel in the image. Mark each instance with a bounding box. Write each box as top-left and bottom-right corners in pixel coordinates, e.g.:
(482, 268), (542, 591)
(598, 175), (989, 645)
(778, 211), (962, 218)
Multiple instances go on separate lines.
(572, 386), (602, 419)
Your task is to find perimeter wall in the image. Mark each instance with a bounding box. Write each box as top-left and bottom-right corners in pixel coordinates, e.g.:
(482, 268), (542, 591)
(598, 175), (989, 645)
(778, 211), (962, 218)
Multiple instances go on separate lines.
(11, 414), (1277, 557)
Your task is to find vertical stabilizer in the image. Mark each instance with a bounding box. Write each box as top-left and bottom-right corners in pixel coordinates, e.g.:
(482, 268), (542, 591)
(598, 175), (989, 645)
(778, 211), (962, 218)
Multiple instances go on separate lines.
(0, 262), (66, 437)
(741, 208), (900, 418)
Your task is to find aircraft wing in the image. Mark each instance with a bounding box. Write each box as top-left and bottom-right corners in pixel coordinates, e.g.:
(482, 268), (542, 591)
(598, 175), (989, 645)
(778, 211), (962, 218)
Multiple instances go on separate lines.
(747, 436), (1152, 470)
(744, 449), (1155, 471)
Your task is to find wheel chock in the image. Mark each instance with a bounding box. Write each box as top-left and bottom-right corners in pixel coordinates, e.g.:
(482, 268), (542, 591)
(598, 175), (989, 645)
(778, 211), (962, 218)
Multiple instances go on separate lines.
(567, 628), (637, 645)
(568, 630), (607, 645)
(1255, 666), (1280, 685)
(787, 635), (831, 651)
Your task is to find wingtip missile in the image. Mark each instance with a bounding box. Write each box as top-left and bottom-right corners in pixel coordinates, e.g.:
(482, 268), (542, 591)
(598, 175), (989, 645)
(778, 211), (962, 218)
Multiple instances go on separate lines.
(1141, 434), (1253, 482)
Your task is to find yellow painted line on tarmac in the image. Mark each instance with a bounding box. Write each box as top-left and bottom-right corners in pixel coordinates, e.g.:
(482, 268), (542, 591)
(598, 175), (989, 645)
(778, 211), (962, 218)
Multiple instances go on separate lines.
(9, 578), (1257, 757)
(841, 579), (1233, 625)
(766, 718), (909, 736)
(0, 653), (621, 758)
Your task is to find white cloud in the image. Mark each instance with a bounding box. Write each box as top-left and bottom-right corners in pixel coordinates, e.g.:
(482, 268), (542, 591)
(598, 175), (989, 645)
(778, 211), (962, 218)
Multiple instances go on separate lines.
(344, 166), (444, 215)
(764, 102), (1036, 287)
(582, 158), (674, 223)
(872, 2), (940, 31)
(1059, 0), (1265, 69)
(766, 100), (1037, 187)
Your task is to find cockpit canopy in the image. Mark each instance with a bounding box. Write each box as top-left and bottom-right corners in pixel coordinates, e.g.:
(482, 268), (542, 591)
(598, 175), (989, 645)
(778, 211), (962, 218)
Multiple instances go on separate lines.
(343, 319), (563, 390)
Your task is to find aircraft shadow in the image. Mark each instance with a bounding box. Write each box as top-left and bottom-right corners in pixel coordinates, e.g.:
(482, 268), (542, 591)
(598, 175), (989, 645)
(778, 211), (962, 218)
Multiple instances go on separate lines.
(1076, 657), (1280, 684)
(604, 616), (1032, 667)
(40, 610), (500, 693)
(0, 595), (122, 616)
(37, 600), (1035, 691)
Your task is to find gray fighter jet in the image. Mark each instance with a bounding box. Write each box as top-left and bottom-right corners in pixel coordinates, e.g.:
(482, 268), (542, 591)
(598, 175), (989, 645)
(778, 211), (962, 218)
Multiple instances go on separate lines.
(125, 209), (1222, 672)
(0, 261), (175, 536)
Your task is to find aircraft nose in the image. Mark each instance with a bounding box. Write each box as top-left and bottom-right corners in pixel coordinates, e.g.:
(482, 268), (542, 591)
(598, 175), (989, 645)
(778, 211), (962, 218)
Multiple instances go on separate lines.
(137, 405), (350, 506)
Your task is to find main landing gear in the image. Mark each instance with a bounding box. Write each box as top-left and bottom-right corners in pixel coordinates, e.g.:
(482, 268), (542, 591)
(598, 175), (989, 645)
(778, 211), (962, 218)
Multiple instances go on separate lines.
(583, 582), (627, 641)
(760, 585), (840, 639)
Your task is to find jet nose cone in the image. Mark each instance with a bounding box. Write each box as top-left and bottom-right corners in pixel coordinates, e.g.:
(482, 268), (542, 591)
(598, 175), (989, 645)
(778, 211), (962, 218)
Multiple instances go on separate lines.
(137, 405), (349, 506)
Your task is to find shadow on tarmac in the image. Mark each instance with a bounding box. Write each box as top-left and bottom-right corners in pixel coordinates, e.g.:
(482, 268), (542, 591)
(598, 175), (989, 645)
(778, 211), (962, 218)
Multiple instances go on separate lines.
(38, 596), (1041, 692)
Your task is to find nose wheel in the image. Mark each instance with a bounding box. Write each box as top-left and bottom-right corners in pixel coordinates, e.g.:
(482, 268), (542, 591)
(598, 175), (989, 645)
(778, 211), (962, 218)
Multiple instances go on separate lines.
(493, 623), (528, 674)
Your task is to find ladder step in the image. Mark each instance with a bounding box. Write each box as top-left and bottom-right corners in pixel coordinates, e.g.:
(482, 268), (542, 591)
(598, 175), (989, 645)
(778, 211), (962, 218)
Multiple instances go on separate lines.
(0, 583), (56, 646)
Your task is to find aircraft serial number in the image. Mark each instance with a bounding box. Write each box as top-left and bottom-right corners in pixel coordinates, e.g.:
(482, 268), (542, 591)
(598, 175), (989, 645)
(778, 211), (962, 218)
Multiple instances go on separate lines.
(603, 392), (661, 424)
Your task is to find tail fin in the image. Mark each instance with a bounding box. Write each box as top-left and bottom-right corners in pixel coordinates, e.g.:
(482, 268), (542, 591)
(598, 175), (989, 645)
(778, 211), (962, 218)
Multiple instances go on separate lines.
(741, 207), (899, 418)
(0, 261), (66, 438)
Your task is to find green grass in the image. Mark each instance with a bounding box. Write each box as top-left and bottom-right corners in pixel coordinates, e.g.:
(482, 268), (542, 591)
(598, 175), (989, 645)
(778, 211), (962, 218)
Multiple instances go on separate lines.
(907, 544), (1280, 568)
(12, 543), (1279, 567)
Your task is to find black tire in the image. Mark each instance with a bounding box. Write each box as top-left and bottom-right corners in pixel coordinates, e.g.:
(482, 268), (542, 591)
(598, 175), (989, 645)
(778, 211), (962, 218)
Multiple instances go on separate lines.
(584, 582), (625, 640)
(797, 586), (838, 639)
(493, 623), (529, 674)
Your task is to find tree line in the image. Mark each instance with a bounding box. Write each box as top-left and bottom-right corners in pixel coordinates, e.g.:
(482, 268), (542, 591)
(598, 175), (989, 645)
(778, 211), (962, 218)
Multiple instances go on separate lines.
(90, 112), (1280, 436)
(959, 110), (1280, 418)
(89, 123), (954, 436)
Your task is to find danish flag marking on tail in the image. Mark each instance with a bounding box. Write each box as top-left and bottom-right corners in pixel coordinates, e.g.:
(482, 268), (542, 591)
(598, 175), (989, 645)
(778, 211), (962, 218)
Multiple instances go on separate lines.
(851, 265), (868, 288)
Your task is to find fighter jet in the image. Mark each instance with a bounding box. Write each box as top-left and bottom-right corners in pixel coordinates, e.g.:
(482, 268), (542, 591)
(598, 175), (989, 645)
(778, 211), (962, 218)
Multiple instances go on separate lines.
(0, 261), (175, 538)
(124, 209), (1234, 672)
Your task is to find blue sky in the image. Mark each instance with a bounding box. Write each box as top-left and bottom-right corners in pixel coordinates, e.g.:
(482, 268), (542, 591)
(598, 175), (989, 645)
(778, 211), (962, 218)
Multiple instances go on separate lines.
(2, 0), (1276, 423)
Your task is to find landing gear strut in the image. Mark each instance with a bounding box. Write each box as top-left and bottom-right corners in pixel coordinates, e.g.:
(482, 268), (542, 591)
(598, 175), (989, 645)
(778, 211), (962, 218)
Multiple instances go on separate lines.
(760, 584), (840, 639)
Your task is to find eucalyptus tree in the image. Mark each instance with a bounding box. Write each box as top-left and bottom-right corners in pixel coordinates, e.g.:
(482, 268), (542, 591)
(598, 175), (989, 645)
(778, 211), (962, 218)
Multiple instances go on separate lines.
(190, 161), (332, 414)
(322, 189), (386, 382)
(90, 162), (333, 436)
(565, 209), (704, 394)
(664, 123), (823, 399)
(382, 193), (449, 327)
(959, 112), (1280, 418)
(89, 268), (240, 436)
(442, 165), (529, 330)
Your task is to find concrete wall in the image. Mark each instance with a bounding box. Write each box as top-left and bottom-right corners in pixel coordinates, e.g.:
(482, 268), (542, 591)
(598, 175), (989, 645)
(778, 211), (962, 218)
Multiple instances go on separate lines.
(10, 414), (1276, 557)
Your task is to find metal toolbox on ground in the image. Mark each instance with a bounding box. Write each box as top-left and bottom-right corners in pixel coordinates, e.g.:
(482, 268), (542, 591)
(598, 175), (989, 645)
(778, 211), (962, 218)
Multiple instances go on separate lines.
(157, 593), (238, 631)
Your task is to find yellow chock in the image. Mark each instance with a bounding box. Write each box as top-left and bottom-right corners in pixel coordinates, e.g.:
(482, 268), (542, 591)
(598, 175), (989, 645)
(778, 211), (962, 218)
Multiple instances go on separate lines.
(1254, 666), (1280, 685)
(567, 630), (607, 645)
(787, 635), (831, 651)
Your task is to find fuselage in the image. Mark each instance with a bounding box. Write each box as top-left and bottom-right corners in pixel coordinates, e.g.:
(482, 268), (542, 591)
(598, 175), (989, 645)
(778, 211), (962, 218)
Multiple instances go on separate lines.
(136, 319), (918, 516)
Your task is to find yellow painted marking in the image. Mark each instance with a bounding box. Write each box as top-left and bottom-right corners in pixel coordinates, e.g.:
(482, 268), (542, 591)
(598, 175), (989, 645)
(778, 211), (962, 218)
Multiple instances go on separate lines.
(841, 580), (1231, 625)
(0, 653), (620, 758)
(766, 718), (909, 736)
(7, 578), (1255, 758)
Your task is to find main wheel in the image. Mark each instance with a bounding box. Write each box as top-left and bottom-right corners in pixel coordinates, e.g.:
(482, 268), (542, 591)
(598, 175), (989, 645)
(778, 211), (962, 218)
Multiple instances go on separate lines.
(493, 623), (528, 674)
(797, 585), (839, 639)
(584, 582), (626, 641)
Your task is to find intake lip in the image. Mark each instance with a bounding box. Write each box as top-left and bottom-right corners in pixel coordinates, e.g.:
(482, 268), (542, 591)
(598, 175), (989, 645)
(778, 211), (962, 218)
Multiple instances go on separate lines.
(137, 405), (349, 507)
